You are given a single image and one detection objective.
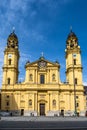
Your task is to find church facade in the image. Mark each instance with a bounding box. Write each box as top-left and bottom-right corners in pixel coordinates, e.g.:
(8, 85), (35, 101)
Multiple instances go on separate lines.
(1, 30), (85, 116)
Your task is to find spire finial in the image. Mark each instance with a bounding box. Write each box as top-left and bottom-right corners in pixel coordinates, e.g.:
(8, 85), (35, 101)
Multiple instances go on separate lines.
(70, 26), (72, 32)
(39, 52), (45, 60)
(12, 26), (15, 33)
(41, 52), (44, 57)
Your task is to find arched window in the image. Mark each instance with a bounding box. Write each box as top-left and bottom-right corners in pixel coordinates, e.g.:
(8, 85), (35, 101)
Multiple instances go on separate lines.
(8, 59), (11, 65)
(29, 99), (32, 106)
(52, 74), (56, 81)
(29, 74), (33, 81)
(52, 99), (56, 106)
(7, 78), (10, 85)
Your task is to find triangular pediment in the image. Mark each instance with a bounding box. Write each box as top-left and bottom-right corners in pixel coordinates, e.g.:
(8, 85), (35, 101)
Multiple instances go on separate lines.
(25, 57), (60, 68)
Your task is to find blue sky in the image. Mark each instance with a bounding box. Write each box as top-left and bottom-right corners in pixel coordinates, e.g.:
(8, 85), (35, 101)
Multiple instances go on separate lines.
(0, 0), (87, 87)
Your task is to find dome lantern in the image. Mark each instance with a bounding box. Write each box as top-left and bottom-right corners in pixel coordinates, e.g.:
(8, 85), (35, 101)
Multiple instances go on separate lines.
(66, 29), (78, 49)
(7, 30), (18, 49)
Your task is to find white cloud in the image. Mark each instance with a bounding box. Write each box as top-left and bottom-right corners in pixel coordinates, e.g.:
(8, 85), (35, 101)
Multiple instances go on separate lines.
(30, 30), (47, 43)
(9, 0), (29, 13)
(0, 0), (30, 33)
(83, 82), (87, 86)
(18, 52), (31, 82)
(19, 52), (31, 64)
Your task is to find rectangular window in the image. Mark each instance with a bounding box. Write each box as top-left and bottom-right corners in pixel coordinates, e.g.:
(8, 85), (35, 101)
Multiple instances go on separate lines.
(73, 59), (76, 65)
(75, 78), (77, 85)
(7, 95), (9, 98)
(76, 103), (79, 107)
(76, 96), (78, 99)
(40, 75), (45, 84)
(6, 101), (9, 106)
(7, 78), (10, 85)
(9, 59), (11, 65)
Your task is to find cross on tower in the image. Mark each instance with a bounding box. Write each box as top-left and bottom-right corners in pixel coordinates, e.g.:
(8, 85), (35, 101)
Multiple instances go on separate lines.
(70, 26), (72, 32)
(12, 26), (15, 33)
(41, 52), (44, 57)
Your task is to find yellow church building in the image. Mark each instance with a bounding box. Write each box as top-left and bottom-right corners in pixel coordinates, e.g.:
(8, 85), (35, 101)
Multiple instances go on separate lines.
(1, 29), (85, 116)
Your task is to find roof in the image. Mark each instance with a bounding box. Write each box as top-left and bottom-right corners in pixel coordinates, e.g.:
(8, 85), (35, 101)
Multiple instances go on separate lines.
(25, 56), (60, 68)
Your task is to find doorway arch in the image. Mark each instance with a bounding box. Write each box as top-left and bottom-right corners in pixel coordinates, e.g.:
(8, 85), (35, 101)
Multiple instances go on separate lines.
(38, 99), (47, 116)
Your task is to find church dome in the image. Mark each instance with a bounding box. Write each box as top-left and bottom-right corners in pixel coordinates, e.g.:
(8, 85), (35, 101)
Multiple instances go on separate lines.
(66, 30), (78, 48)
(7, 31), (18, 48)
(67, 30), (77, 39)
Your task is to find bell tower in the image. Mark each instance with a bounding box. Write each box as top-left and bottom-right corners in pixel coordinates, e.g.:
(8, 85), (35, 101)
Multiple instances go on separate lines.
(65, 29), (83, 85)
(2, 30), (19, 87)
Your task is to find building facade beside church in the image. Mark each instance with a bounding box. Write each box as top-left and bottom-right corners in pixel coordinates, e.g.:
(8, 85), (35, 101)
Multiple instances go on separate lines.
(1, 30), (85, 116)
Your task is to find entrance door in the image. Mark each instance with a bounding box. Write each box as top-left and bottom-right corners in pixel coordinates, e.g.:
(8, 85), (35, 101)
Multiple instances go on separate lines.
(40, 103), (45, 116)
(60, 110), (64, 116)
(21, 109), (24, 116)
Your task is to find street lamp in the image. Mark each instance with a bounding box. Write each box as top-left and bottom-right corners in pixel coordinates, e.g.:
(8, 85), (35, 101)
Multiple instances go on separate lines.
(72, 53), (77, 116)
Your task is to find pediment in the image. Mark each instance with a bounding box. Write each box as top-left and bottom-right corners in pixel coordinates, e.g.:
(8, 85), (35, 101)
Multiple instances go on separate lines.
(25, 57), (60, 68)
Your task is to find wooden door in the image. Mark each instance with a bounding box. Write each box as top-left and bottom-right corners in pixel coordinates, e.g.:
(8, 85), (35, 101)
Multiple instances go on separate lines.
(40, 103), (45, 116)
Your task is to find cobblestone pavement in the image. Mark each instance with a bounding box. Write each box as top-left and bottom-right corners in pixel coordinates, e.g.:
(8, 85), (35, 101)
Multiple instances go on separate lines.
(1, 116), (87, 121)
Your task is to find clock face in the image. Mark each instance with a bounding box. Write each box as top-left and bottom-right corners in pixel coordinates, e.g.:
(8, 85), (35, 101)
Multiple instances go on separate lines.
(8, 54), (12, 58)
(73, 54), (76, 58)
(38, 61), (46, 68)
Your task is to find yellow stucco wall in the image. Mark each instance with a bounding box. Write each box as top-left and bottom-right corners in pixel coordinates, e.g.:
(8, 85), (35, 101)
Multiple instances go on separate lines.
(1, 31), (86, 116)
